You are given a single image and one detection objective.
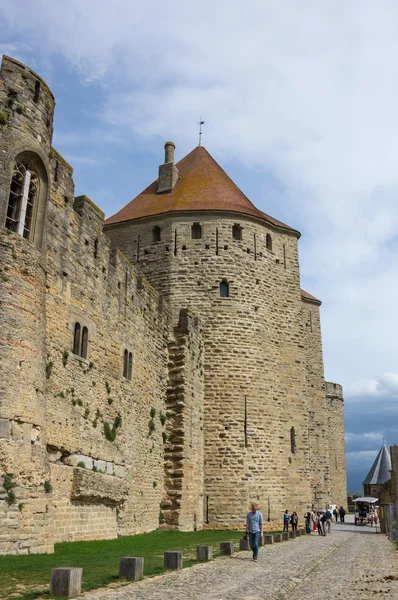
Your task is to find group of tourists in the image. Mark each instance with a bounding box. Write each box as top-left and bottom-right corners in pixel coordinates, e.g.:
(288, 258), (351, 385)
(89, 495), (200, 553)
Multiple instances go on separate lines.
(245, 502), (348, 561)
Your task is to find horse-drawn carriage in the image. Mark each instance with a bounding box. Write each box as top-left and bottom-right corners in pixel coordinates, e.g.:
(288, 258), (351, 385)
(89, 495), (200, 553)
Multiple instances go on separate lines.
(353, 497), (378, 526)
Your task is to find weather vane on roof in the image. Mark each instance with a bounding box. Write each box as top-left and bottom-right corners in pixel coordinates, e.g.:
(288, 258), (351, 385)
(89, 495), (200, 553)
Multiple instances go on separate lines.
(198, 117), (205, 147)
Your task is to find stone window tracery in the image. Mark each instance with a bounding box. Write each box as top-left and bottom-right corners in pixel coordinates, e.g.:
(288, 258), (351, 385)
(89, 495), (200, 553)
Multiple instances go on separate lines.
(6, 161), (39, 240)
(72, 322), (89, 359)
(122, 349), (133, 380)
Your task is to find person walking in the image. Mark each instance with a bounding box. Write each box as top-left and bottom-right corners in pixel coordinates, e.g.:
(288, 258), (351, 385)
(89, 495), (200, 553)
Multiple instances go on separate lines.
(333, 507), (339, 522)
(304, 511), (312, 534)
(316, 511), (324, 536)
(325, 508), (332, 534)
(339, 506), (346, 523)
(291, 511), (298, 531)
(283, 509), (290, 532)
(245, 503), (263, 562)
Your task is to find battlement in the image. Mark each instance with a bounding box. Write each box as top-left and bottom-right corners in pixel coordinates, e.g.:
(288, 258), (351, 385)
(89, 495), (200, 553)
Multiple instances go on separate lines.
(325, 381), (344, 401)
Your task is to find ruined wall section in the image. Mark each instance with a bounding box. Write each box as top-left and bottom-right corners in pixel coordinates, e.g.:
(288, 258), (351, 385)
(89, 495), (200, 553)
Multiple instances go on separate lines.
(43, 156), (173, 542)
(301, 297), (330, 508)
(105, 214), (313, 528)
(163, 309), (204, 530)
(326, 382), (347, 508)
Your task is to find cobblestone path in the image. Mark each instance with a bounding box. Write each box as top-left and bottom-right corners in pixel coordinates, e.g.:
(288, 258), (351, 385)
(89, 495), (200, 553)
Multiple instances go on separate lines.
(76, 520), (398, 600)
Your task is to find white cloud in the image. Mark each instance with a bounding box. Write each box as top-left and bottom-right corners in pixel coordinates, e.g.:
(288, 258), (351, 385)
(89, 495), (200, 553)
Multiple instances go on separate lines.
(346, 373), (398, 399)
(2, 0), (398, 393)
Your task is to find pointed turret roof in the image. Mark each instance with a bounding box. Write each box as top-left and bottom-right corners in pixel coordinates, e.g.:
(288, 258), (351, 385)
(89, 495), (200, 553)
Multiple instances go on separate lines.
(363, 443), (391, 485)
(105, 146), (299, 235)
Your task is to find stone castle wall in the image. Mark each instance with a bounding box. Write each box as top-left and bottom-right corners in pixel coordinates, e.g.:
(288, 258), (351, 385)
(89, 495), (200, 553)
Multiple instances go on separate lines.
(105, 214), (331, 528)
(0, 55), (205, 554)
(0, 54), (347, 553)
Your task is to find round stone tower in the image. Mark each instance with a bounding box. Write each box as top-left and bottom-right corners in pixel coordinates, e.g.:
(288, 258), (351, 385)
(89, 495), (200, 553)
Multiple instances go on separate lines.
(0, 56), (53, 553)
(326, 382), (347, 508)
(105, 143), (321, 528)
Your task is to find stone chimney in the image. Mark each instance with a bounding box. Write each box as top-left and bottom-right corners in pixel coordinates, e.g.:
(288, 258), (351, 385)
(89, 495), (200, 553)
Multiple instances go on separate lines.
(157, 142), (179, 193)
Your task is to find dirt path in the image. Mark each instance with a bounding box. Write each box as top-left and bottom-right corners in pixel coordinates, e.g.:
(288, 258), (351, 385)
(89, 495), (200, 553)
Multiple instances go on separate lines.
(76, 518), (398, 600)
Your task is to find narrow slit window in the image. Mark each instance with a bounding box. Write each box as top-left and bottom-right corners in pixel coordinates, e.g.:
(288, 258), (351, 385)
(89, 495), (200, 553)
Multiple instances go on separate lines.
(290, 426), (296, 454)
(123, 349), (128, 378)
(266, 233), (272, 251)
(152, 225), (161, 242)
(220, 280), (229, 297)
(73, 323), (81, 355)
(128, 352), (133, 380)
(34, 80), (41, 103)
(94, 238), (98, 259)
(81, 327), (88, 359)
(191, 222), (202, 239)
(232, 224), (242, 240)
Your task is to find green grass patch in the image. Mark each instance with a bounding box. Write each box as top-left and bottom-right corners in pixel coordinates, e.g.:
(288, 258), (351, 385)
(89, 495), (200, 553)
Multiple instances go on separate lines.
(0, 528), (284, 599)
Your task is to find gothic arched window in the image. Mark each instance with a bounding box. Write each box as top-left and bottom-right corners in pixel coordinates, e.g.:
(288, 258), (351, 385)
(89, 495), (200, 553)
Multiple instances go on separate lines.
(73, 323), (81, 355)
(6, 162), (40, 240)
(123, 349), (128, 378)
(81, 327), (89, 359)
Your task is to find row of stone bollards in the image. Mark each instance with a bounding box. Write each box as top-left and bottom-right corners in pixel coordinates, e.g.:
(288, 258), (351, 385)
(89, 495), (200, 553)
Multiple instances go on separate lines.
(50, 532), (305, 597)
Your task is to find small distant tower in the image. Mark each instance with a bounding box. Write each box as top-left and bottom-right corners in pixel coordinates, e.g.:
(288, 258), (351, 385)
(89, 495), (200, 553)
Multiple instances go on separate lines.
(363, 443), (392, 497)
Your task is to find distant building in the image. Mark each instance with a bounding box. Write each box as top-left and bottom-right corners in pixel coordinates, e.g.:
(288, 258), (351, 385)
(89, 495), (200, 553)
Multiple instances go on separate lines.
(363, 443), (392, 497)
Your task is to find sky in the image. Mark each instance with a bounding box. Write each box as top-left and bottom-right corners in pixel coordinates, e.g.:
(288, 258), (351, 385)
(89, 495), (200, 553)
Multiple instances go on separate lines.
(1, 0), (398, 493)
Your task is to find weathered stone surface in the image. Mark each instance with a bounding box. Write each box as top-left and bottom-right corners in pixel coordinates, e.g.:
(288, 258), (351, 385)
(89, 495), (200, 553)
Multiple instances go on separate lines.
(164, 551), (183, 570)
(282, 532), (289, 541)
(71, 468), (128, 504)
(288, 531), (296, 539)
(0, 419), (10, 439)
(50, 567), (82, 597)
(263, 534), (274, 544)
(196, 545), (212, 561)
(119, 557), (144, 581)
(274, 533), (282, 543)
(220, 541), (234, 555)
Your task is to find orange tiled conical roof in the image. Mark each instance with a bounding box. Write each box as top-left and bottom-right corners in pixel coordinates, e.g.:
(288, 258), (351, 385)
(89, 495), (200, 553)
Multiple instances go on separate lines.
(105, 146), (298, 234)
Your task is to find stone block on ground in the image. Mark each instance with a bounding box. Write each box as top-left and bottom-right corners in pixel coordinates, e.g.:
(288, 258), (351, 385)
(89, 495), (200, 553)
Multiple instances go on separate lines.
(273, 533), (282, 543)
(164, 551), (183, 570)
(263, 534), (274, 544)
(300, 528), (306, 535)
(50, 568), (82, 598)
(281, 532), (289, 541)
(220, 541), (234, 555)
(119, 557), (144, 580)
(288, 531), (296, 539)
(296, 530), (302, 537)
(196, 545), (212, 561)
(239, 537), (250, 550)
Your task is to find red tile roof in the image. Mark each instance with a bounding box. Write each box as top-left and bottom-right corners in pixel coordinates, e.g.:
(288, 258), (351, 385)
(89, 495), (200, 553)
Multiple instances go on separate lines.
(105, 146), (299, 235)
(300, 289), (321, 305)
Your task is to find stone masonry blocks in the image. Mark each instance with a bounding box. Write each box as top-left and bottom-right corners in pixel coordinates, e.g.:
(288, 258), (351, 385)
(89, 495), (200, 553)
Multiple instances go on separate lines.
(164, 551), (183, 570)
(220, 541), (234, 555)
(196, 545), (213, 561)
